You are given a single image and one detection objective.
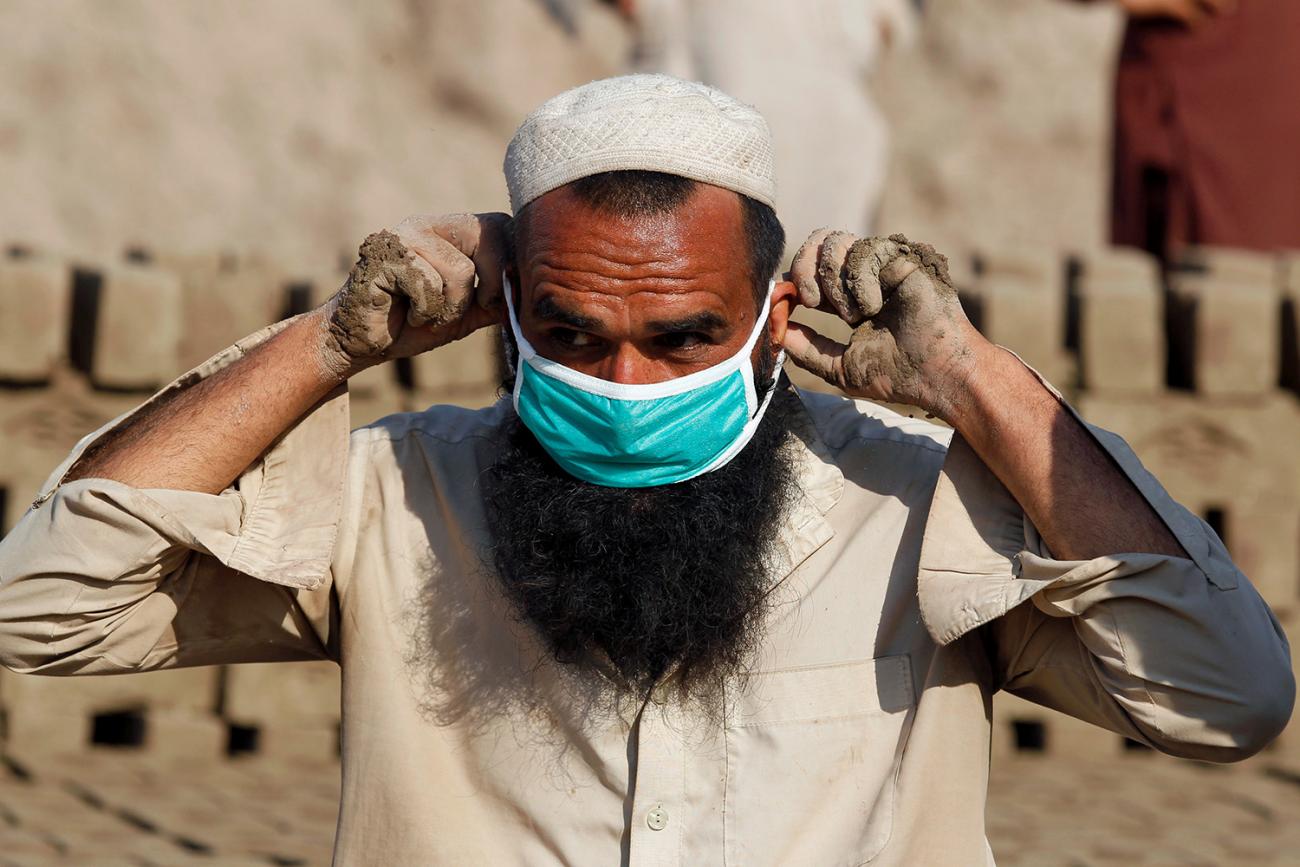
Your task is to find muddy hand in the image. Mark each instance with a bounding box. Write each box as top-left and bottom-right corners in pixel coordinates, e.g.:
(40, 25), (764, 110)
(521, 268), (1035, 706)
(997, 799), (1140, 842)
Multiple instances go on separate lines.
(784, 231), (985, 421)
(317, 212), (510, 379)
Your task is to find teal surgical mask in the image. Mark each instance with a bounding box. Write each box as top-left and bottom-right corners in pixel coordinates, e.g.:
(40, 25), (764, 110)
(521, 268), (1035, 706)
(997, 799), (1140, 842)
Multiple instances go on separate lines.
(504, 276), (783, 488)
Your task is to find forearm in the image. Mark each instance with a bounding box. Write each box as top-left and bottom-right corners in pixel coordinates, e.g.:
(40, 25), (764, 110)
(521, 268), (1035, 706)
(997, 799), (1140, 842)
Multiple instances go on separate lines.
(68, 310), (348, 494)
(947, 344), (1185, 561)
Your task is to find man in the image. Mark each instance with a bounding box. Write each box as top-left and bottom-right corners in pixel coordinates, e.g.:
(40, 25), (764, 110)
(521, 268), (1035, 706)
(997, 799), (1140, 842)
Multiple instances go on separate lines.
(0, 75), (1292, 865)
(1099, 0), (1300, 259)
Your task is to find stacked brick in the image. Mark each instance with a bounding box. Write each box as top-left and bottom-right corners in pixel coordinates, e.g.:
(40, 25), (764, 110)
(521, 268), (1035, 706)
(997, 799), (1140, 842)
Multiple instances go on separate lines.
(2, 242), (1299, 767)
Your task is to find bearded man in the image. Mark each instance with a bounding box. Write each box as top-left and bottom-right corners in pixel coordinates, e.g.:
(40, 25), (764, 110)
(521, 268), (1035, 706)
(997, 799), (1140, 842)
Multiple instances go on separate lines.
(0, 75), (1292, 865)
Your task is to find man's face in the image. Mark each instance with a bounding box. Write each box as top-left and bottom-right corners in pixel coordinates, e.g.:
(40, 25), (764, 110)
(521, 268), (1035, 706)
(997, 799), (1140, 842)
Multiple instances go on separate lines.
(485, 180), (801, 708)
(508, 182), (797, 383)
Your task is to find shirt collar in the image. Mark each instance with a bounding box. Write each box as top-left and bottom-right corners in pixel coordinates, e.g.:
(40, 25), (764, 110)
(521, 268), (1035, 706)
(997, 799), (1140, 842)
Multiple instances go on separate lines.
(764, 387), (845, 583)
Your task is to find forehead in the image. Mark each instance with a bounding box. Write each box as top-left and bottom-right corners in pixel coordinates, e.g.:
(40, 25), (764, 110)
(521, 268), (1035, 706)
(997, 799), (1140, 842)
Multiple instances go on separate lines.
(516, 182), (752, 312)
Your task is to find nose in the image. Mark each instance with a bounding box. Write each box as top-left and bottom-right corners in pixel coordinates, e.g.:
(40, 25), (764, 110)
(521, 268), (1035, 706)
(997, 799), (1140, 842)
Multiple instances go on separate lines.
(602, 341), (668, 385)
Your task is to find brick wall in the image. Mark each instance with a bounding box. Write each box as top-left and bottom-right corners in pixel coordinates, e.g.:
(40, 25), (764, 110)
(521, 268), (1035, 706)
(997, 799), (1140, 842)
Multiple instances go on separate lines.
(1, 242), (1298, 765)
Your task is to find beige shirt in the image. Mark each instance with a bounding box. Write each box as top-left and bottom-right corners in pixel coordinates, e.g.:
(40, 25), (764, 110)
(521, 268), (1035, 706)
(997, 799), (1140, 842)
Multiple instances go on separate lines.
(0, 320), (1292, 866)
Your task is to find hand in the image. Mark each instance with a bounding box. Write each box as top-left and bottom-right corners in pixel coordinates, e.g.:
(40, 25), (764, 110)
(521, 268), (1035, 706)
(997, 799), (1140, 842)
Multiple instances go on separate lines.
(1120, 0), (1235, 27)
(316, 212), (510, 379)
(782, 230), (989, 422)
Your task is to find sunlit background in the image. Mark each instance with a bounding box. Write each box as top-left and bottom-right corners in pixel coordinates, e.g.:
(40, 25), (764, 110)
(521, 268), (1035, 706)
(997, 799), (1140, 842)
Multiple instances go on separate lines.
(1, 1), (1298, 864)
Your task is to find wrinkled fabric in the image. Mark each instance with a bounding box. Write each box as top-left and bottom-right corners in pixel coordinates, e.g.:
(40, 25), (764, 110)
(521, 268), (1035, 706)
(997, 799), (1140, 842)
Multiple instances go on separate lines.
(0, 324), (1292, 866)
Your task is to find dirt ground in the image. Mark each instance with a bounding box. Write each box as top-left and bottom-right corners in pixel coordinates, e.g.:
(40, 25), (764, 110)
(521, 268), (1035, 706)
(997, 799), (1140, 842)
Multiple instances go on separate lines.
(2, 747), (1299, 866)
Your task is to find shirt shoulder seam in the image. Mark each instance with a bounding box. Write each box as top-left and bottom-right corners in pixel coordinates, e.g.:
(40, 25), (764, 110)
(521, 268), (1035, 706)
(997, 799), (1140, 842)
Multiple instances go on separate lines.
(349, 408), (507, 450)
(827, 430), (950, 456)
(352, 421), (502, 450)
(798, 389), (951, 457)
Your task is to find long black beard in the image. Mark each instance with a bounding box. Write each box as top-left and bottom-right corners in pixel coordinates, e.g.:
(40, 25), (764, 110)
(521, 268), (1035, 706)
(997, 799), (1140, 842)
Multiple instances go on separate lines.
(482, 381), (800, 707)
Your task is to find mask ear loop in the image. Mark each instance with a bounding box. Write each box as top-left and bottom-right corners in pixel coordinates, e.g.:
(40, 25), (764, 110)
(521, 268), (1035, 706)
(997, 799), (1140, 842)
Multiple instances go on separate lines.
(502, 273), (532, 413)
(504, 273), (783, 420)
(501, 273), (537, 361)
(693, 282), (784, 479)
(693, 357), (784, 479)
(739, 280), (782, 417)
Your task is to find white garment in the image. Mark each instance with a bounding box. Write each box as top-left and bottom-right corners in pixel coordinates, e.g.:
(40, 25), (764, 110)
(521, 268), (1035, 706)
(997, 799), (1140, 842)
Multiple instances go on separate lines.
(0, 317), (1291, 865)
(631, 0), (914, 245)
(503, 72), (778, 213)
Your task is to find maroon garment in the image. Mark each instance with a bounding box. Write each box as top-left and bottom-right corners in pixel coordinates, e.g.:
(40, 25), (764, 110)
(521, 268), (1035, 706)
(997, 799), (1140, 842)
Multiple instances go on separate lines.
(1112, 3), (1300, 259)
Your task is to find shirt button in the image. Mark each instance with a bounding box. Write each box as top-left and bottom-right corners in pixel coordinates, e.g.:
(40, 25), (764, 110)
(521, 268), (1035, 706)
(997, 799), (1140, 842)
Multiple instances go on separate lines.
(646, 805), (669, 831)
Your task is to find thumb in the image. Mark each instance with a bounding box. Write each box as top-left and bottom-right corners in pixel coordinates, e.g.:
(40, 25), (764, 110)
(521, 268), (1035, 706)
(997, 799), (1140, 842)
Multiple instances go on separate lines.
(467, 212), (511, 311)
(400, 213), (510, 311)
(782, 320), (846, 386)
(424, 296), (500, 347)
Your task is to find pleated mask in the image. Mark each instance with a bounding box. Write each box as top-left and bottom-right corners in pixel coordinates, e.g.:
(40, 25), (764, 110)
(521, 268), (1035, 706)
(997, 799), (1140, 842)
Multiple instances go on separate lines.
(503, 276), (782, 488)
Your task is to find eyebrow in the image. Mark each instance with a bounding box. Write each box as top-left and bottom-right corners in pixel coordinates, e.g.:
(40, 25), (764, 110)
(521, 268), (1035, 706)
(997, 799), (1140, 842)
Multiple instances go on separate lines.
(532, 296), (730, 336)
(644, 311), (729, 334)
(532, 296), (604, 332)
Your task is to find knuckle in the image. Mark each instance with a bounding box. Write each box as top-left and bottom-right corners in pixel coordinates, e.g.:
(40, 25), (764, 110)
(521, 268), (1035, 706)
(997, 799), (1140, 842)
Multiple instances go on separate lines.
(792, 246), (818, 273)
(392, 213), (433, 231)
(447, 255), (476, 283)
(438, 213), (480, 249)
(411, 244), (456, 276)
(796, 228), (831, 253)
(843, 239), (883, 287)
(806, 227), (835, 245)
(390, 214), (438, 244)
(405, 267), (444, 303)
(845, 236), (876, 261)
(816, 234), (852, 280)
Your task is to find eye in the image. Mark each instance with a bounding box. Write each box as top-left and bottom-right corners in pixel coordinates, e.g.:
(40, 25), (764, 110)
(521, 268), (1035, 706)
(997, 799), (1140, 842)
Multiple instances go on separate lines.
(653, 332), (710, 350)
(549, 328), (601, 348)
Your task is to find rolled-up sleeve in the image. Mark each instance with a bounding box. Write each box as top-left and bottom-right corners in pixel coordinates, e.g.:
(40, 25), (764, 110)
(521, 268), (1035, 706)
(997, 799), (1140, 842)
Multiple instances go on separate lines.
(0, 318), (349, 675)
(918, 420), (1295, 762)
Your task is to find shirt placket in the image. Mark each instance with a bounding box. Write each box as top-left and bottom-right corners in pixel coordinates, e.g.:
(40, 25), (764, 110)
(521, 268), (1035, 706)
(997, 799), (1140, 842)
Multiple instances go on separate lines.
(627, 688), (685, 867)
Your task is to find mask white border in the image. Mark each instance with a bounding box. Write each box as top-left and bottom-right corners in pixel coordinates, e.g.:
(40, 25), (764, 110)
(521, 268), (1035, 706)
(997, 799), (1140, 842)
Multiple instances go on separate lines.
(502, 273), (785, 483)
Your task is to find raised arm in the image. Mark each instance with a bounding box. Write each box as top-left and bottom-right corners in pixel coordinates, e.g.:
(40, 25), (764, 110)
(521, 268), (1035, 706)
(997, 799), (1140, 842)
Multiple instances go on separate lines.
(0, 213), (508, 675)
(783, 230), (1293, 759)
(782, 231), (1179, 560)
(914, 331), (1185, 561)
(67, 212), (509, 494)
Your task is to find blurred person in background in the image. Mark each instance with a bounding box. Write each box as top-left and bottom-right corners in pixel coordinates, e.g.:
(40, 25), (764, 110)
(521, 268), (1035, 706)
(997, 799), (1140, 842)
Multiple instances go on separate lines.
(614, 0), (916, 247)
(1091, 0), (1300, 261)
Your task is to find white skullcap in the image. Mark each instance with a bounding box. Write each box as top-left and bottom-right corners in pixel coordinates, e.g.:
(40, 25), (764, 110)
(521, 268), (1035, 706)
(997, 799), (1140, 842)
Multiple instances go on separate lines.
(504, 73), (777, 214)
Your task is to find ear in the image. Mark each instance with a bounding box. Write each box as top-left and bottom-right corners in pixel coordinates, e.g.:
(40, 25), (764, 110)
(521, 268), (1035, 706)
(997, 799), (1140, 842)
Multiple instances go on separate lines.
(766, 279), (800, 347)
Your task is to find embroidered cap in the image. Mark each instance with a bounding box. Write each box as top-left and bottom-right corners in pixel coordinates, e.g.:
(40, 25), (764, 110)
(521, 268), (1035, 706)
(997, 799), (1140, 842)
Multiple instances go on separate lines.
(503, 73), (777, 214)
